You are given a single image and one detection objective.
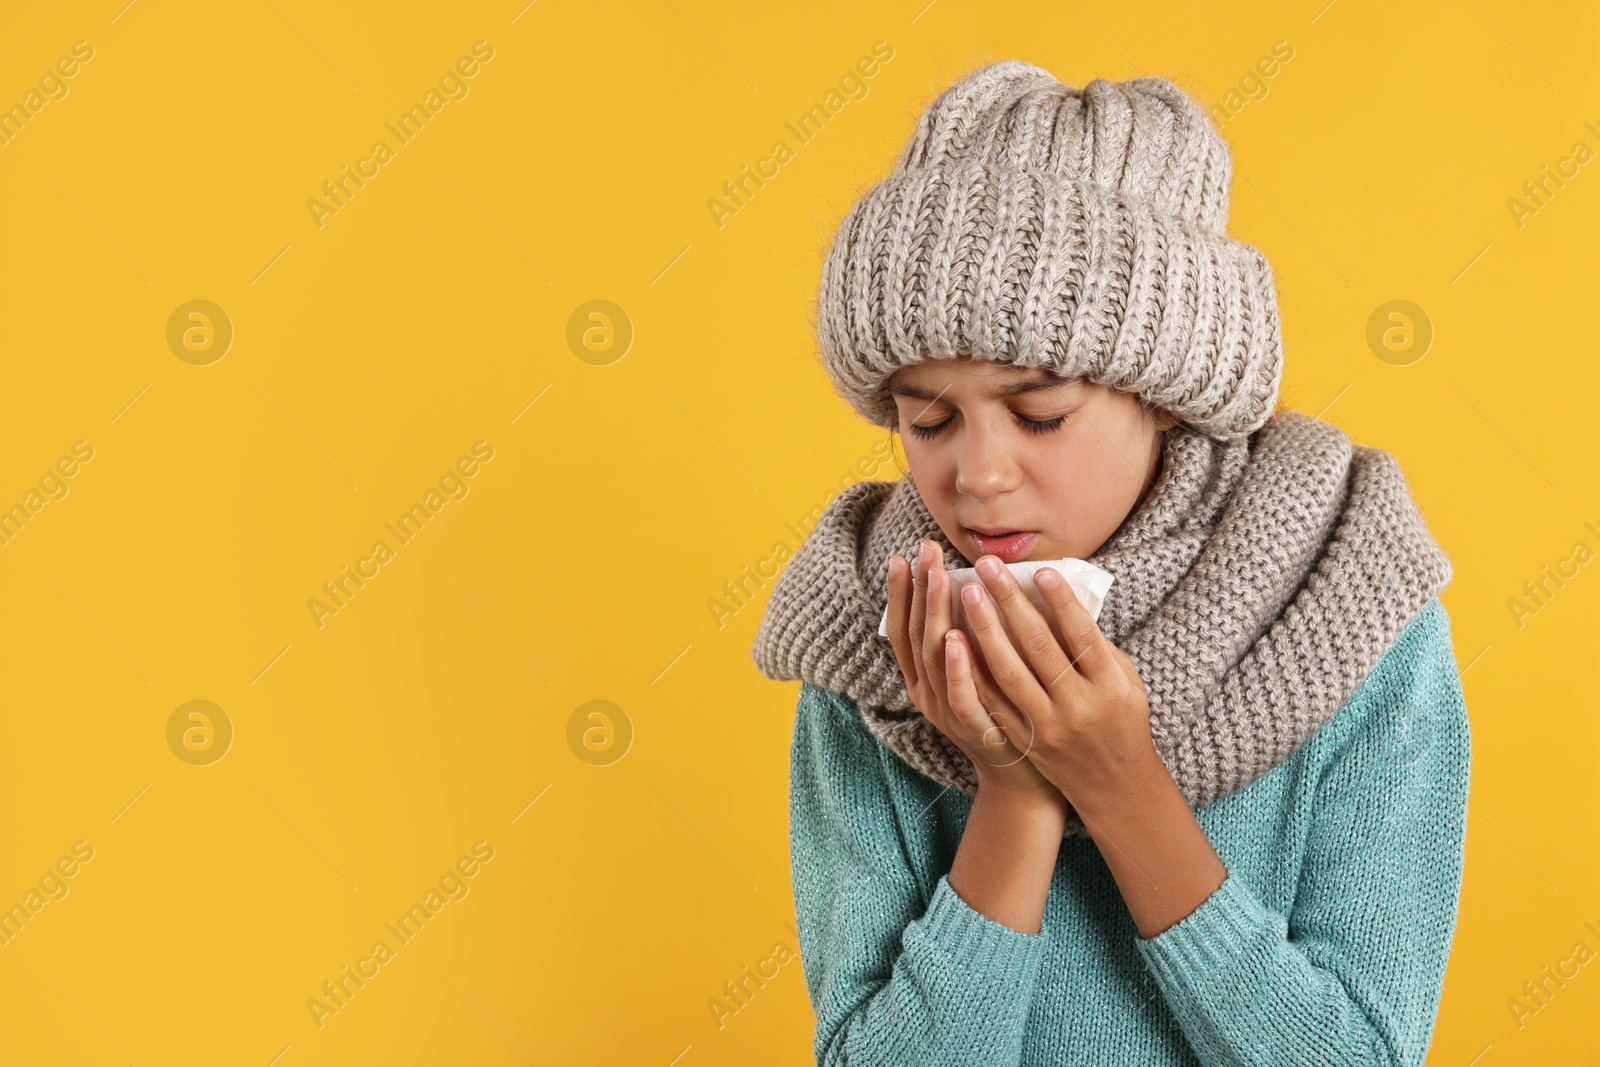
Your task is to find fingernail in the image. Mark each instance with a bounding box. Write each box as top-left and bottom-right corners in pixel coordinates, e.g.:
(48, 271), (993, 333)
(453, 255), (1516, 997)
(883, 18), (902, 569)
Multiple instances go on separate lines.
(976, 556), (1001, 579)
(1037, 568), (1060, 589)
(962, 583), (983, 605)
(918, 540), (936, 565)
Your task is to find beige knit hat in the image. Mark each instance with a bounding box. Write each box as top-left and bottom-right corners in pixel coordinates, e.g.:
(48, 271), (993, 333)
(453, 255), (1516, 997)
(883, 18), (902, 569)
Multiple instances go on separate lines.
(816, 61), (1283, 440)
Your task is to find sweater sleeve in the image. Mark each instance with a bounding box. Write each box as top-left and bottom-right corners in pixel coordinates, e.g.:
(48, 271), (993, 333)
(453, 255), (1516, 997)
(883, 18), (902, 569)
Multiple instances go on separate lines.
(789, 681), (1050, 1067)
(1132, 598), (1472, 1067)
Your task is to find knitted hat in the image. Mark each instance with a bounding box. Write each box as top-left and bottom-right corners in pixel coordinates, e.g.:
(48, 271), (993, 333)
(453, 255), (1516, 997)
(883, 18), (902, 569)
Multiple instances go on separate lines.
(815, 61), (1283, 441)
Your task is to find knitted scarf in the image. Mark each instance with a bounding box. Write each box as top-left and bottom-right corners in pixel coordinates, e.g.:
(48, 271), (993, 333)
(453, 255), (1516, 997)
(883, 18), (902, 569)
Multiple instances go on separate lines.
(750, 410), (1453, 838)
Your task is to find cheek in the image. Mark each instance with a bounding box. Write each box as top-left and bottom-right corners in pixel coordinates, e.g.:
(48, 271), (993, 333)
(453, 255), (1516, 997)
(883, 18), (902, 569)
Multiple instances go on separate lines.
(1027, 449), (1128, 537)
(904, 458), (960, 524)
(1030, 459), (1088, 515)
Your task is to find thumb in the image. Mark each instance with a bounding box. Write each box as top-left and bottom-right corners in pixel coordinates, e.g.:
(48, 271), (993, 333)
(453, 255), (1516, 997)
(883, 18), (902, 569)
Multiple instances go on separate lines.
(1106, 641), (1147, 695)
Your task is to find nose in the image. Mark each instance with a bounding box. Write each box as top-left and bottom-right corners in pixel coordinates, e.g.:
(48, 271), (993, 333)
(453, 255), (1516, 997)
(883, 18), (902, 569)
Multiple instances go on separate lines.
(953, 417), (1022, 501)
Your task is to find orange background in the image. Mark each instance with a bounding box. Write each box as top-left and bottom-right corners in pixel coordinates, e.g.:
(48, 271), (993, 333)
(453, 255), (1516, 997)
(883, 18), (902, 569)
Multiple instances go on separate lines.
(0, 1), (1595, 1064)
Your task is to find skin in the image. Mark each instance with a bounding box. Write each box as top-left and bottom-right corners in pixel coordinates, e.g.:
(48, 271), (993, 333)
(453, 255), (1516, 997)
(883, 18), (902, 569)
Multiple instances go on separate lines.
(881, 355), (1227, 939)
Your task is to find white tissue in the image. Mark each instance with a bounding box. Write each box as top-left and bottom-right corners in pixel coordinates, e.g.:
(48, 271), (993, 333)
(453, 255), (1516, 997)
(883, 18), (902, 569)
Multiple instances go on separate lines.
(878, 556), (1115, 654)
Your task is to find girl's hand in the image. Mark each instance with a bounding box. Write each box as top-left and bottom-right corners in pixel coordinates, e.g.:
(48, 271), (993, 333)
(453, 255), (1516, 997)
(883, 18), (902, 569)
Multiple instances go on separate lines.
(884, 540), (1064, 807)
(956, 555), (1163, 808)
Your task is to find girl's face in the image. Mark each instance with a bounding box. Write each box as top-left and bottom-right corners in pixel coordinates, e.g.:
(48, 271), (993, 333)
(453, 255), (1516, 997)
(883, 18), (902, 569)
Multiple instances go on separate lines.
(888, 356), (1177, 567)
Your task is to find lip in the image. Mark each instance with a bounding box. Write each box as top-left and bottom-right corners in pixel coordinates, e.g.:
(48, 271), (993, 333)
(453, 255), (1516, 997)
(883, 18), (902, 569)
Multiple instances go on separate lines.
(964, 528), (1039, 564)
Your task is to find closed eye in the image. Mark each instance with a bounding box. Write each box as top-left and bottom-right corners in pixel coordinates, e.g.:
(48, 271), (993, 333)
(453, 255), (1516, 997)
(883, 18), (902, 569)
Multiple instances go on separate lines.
(907, 411), (1068, 440)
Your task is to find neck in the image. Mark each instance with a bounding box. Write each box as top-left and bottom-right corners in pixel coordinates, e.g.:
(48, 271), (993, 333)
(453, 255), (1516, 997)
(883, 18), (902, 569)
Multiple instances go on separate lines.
(1133, 431), (1167, 514)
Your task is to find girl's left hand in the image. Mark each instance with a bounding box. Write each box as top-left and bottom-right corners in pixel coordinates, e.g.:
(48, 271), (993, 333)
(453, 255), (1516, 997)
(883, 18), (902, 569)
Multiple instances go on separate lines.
(956, 556), (1164, 807)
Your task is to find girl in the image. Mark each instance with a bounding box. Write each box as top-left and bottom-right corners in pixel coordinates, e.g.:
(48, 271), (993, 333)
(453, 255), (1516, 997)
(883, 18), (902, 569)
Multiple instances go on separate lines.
(751, 61), (1469, 1066)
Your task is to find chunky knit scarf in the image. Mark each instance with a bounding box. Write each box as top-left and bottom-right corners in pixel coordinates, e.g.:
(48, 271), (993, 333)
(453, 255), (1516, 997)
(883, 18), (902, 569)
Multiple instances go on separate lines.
(751, 410), (1453, 837)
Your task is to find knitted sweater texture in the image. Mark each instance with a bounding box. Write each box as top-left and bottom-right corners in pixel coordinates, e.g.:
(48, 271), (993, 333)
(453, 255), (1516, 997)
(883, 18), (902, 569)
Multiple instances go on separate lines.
(788, 596), (1470, 1066)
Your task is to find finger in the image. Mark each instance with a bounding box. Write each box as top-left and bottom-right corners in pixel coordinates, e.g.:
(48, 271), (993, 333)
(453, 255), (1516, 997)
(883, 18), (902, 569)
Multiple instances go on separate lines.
(954, 629), (1040, 762)
(944, 631), (1026, 768)
(972, 556), (1073, 689)
(922, 554), (953, 691)
(1033, 567), (1116, 686)
(907, 541), (932, 656)
(883, 554), (919, 688)
(959, 576), (1047, 715)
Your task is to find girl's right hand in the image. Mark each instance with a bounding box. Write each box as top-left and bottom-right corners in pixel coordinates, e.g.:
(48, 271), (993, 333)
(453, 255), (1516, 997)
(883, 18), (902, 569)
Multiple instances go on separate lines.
(884, 540), (1065, 808)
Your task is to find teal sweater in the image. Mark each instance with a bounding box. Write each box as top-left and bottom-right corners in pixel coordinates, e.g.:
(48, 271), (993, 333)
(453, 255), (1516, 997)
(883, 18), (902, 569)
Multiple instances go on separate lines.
(788, 596), (1470, 1066)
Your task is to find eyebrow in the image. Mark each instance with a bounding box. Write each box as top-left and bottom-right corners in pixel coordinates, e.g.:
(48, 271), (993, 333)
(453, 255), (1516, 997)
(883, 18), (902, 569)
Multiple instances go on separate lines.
(888, 375), (1075, 401)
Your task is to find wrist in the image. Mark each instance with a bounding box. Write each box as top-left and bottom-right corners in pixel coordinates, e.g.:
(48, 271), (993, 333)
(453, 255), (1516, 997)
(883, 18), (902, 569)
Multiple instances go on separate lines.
(975, 777), (1070, 821)
(1068, 746), (1173, 825)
